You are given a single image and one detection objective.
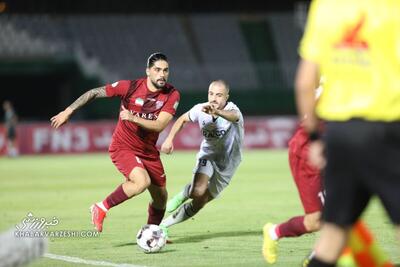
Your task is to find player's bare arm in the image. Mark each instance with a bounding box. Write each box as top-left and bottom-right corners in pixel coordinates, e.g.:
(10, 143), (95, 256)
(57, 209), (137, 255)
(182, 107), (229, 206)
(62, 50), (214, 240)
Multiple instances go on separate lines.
(295, 59), (320, 133)
(50, 86), (107, 129)
(295, 59), (326, 169)
(202, 104), (240, 122)
(161, 112), (191, 154)
(119, 106), (173, 133)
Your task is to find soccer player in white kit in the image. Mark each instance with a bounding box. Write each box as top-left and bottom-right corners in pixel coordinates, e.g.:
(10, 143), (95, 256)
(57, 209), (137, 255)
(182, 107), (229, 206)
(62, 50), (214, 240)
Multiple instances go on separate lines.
(160, 80), (244, 234)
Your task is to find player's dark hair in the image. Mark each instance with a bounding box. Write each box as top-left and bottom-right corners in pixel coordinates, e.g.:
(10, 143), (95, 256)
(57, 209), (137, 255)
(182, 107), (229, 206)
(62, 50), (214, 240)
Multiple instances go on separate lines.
(147, 52), (168, 68)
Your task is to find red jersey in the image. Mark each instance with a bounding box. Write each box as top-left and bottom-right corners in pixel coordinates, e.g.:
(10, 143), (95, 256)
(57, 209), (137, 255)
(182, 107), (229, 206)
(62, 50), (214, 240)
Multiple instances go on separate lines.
(106, 78), (180, 159)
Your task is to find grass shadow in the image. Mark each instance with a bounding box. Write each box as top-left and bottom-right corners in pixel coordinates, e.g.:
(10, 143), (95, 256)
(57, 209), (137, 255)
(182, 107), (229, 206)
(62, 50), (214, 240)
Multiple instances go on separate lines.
(114, 242), (136, 247)
(114, 242), (177, 254)
(171, 230), (260, 244)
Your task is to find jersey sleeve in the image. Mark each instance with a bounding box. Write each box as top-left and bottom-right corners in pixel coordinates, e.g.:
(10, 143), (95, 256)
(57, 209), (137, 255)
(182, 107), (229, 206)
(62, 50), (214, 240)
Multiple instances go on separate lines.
(188, 104), (203, 122)
(161, 90), (180, 116)
(298, 0), (326, 63)
(223, 102), (243, 124)
(105, 80), (131, 97)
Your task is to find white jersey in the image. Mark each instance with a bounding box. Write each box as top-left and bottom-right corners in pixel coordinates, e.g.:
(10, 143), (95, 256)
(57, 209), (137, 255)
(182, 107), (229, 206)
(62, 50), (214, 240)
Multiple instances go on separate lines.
(188, 102), (244, 178)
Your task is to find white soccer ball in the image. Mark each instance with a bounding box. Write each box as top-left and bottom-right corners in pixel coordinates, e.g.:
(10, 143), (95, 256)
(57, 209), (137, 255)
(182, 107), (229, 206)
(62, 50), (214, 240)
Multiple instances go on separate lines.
(136, 224), (167, 253)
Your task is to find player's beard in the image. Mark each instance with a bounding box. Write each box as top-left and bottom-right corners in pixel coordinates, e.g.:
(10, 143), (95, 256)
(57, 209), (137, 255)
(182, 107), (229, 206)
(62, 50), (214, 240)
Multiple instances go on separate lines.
(151, 78), (166, 89)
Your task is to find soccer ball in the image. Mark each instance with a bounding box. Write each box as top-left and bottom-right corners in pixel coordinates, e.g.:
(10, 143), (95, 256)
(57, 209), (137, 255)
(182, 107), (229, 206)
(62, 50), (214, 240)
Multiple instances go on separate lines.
(136, 224), (167, 253)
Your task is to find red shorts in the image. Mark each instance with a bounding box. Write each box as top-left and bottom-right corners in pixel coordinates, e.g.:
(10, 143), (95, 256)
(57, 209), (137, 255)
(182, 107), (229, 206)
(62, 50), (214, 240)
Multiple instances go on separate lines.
(109, 149), (166, 187)
(288, 149), (323, 214)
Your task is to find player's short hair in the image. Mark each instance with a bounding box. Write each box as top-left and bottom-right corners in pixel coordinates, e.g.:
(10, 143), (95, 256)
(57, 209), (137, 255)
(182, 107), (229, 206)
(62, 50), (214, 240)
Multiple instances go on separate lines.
(211, 80), (230, 94)
(147, 52), (168, 68)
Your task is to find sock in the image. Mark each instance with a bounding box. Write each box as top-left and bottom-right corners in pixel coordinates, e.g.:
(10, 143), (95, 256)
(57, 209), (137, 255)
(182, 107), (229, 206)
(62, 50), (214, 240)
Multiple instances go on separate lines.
(147, 204), (166, 225)
(276, 216), (308, 238)
(97, 201), (108, 212)
(104, 184), (130, 210)
(268, 225), (279, 241)
(161, 202), (197, 227)
(308, 257), (335, 267)
(182, 183), (192, 198)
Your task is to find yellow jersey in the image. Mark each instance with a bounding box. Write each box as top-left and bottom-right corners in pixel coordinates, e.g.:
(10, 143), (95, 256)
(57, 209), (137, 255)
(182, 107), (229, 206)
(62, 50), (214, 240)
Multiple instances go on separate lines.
(300, 0), (400, 121)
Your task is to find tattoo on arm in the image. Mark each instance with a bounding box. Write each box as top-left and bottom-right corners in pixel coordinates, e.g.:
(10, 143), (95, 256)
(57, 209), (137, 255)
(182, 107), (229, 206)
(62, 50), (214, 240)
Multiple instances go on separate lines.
(68, 86), (107, 111)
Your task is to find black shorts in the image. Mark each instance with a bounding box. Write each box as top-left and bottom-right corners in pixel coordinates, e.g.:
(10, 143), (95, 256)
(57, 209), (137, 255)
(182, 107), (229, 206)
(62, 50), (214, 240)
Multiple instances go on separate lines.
(322, 120), (400, 226)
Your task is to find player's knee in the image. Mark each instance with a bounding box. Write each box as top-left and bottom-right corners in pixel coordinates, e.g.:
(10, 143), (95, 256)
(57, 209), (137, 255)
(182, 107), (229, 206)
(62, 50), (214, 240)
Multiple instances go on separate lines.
(190, 186), (207, 199)
(128, 175), (151, 192)
(141, 178), (151, 190)
(304, 212), (322, 232)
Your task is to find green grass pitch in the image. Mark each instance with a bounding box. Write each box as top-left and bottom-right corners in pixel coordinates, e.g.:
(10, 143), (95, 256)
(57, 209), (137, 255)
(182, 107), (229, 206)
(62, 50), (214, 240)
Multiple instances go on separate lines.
(0, 150), (398, 266)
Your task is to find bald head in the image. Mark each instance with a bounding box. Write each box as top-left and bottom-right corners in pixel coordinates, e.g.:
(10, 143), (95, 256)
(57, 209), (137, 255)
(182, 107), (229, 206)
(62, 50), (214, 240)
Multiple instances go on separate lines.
(208, 80), (230, 110)
(209, 80), (230, 95)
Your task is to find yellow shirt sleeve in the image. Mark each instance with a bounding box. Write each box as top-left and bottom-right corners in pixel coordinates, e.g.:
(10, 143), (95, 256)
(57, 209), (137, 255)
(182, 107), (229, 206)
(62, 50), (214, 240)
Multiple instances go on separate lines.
(299, 0), (327, 63)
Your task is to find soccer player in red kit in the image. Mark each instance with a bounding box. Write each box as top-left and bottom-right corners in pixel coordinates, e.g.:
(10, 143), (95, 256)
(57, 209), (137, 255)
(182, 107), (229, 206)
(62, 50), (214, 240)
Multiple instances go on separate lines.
(50, 53), (180, 232)
(262, 87), (324, 264)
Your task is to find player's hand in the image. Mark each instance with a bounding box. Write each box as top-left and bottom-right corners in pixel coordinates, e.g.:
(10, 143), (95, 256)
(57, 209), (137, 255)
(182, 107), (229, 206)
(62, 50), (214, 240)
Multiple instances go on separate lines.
(308, 140), (326, 169)
(161, 139), (174, 154)
(120, 105), (135, 122)
(50, 108), (73, 129)
(202, 103), (219, 116)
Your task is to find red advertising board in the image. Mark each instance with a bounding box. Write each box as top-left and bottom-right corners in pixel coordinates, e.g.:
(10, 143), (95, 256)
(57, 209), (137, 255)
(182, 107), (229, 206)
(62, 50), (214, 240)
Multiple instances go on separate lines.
(0, 117), (298, 155)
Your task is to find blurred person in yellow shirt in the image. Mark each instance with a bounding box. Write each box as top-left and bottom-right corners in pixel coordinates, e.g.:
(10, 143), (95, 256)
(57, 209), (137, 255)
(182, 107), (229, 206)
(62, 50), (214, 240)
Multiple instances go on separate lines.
(295, 0), (400, 266)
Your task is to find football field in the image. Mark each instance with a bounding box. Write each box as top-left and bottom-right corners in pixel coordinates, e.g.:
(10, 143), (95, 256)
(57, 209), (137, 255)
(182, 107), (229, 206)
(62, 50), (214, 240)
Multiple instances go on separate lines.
(0, 150), (398, 267)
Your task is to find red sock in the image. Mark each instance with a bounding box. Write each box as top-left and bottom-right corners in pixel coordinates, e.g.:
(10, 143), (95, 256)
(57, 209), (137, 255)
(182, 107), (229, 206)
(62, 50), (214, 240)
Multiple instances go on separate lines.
(147, 204), (165, 225)
(276, 216), (308, 238)
(104, 184), (130, 209)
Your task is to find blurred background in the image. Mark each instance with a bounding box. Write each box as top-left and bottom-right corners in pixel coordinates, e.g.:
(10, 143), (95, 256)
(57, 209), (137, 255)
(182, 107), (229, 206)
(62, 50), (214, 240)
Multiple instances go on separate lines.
(0, 0), (310, 155)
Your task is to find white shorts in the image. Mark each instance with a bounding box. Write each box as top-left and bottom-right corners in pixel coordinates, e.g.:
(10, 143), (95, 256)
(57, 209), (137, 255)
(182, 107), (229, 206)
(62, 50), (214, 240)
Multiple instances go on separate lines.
(192, 158), (232, 198)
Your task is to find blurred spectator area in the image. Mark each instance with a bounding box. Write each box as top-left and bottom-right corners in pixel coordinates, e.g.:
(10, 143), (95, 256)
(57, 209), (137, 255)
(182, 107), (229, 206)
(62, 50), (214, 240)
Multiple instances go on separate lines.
(0, 13), (303, 119)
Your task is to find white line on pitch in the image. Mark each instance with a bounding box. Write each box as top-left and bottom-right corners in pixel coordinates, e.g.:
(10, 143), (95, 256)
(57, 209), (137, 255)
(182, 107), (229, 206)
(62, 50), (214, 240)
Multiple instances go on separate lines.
(44, 253), (148, 267)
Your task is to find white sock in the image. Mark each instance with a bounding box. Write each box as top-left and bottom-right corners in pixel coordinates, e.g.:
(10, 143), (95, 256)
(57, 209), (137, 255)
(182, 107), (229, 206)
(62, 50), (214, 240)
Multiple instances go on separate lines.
(182, 183), (191, 199)
(269, 225), (279, 241)
(161, 202), (197, 228)
(96, 202), (108, 212)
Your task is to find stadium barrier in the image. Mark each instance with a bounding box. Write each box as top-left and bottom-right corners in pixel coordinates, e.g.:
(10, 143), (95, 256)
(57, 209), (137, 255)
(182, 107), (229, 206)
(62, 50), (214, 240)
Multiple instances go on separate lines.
(0, 116), (297, 155)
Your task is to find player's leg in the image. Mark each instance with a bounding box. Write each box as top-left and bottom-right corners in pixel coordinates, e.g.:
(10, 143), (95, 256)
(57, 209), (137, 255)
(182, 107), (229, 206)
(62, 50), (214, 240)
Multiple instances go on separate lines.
(147, 184), (168, 225)
(166, 183), (191, 213)
(268, 211), (322, 240)
(164, 156), (213, 215)
(166, 158), (212, 213)
(166, 162), (231, 226)
(308, 224), (350, 267)
(161, 172), (210, 228)
(263, 151), (323, 264)
(304, 211), (322, 232)
(366, 121), (400, 254)
(143, 157), (169, 225)
(123, 167), (152, 196)
(263, 214), (322, 265)
(91, 151), (151, 232)
(309, 121), (371, 266)
(188, 172), (214, 213)
(7, 128), (18, 157)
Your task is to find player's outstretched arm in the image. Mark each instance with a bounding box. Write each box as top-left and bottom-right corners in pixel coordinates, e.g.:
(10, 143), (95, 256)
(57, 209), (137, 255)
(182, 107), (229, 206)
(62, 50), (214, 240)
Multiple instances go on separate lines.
(50, 86), (107, 129)
(160, 112), (191, 154)
(119, 106), (174, 133)
(202, 104), (240, 122)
